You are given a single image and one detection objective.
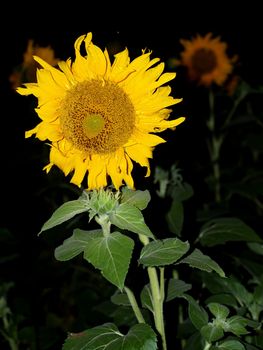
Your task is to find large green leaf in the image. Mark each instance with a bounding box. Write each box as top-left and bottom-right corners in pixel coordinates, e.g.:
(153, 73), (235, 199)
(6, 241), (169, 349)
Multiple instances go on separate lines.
(226, 316), (249, 336)
(201, 273), (252, 307)
(207, 303), (230, 319)
(166, 199), (184, 236)
(185, 295), (208, 330)
(62, 323), (157, 350)
(39, 199), (89, 234)
(120, 188), (151, 210)
(178, 249), (225, 277)
(84, 232), (134, 290)
(166, 278), (192, 301)
(199, 217), (262, 247)
(201, 324), (224, 342)
(139, 238), (189, 266)
(109, 203), (154, 238)
(54, 229), (102, 261)
(205, 294), (238, 308)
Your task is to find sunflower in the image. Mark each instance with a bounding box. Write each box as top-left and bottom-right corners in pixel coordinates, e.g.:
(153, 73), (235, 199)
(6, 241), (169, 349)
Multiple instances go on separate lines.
(18, 32), (184, 190)
(10, 39), (59, 89)
(179, 33), (235, 86)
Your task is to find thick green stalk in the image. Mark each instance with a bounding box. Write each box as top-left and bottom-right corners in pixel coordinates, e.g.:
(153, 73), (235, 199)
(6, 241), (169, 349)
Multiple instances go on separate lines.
(139, 235), (167, 350)
(95, 214), (111, 236)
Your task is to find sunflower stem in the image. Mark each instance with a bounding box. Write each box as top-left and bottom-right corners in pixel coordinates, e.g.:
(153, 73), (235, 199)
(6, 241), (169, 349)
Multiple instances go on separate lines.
(95, 214), (111, 236)
(124, 286), (145, 324)
(139, 235), (167, 350)
(207, 89), (222, 203)
(204, 341), (212, 350)
(2, 316), (18, 350)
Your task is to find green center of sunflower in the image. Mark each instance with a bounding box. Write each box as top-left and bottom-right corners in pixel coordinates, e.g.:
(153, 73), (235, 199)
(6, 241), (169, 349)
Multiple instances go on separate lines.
(192, 48), (217, 75)
(82, 113), (105, 139)
(60, 80), (135, 154)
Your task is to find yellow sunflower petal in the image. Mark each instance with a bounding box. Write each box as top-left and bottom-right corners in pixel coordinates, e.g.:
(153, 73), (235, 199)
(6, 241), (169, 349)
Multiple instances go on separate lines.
(49, 142), (73, 176)
(28, 121), (62, 141)
(17, 83), (39, 96)
(70, 157), (88, 186)
(35, 99), (61, 122)
(84, 32), (107, 77)
(33, 56), (67, 87)
(58, 59), (76, 87)
(125, 144), (151, 176)
(87, 155), (107, 189)
(25, 125), (39, 138)
(72, 34), (95, 81)
(128, 129), (166, 147)
(123, 154), (134, 189)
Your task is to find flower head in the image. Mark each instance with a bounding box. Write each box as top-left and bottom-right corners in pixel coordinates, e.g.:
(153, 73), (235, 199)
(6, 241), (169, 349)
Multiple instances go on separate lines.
(18, 32), (185, 190)
(10, 39), (59, 89)
(179, 33), (235, 86)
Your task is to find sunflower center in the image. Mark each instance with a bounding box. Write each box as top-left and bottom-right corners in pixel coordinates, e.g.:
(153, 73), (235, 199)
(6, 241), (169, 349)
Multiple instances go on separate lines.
(82, 113), (105, 139)
(191, 48), (217, 75)
(60, 80), (135, 154)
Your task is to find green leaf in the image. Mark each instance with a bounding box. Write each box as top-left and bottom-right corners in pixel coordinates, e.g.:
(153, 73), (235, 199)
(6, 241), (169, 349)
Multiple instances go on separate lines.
(202, 273), (252, 307)
(226, 316), (249, 336)
(166, 278), (192, 301)
(166, 199), (184, 236)
(222, 279), (252, 307)
(207, 303), (230, 319)
(178, 249), (225, 277)
(140, 284), (153, 313)
(183, 332), (204, 350)
(171, 182), (194, 201)
(247, 242), (263, 255)
(217, 340), (245, 350)
(120, 188), (151, 210)
(111, 305), (137, 327)
(109, 203), (154, 238)
(111, 291), (130, 306)
(84, 232), (134, 290)
(201, 323), (224, 342)
(205, 294), (238, 308)
(185, 295), (209, 330)
(139, 238), (189, 266)
(62, 323), (157, 350)
(199, 217), (262, 247)
(39, 199), (89, 234)
(54, 229), (102, 261)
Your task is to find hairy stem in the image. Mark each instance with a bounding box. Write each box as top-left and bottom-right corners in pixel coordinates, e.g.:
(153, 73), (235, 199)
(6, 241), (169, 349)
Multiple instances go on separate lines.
(95, 214), (111, 236)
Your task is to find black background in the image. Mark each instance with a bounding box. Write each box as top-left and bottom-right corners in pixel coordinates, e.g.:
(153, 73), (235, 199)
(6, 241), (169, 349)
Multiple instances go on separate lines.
(1, 2), (263, 230)
(0, 3), (262, 348)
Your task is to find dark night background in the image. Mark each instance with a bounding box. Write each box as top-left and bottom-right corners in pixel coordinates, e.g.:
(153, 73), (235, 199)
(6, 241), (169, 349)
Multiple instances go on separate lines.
(1, 3), (263, 231)
(0, 3), (263, 349)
